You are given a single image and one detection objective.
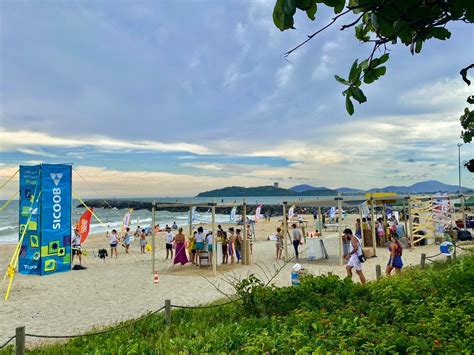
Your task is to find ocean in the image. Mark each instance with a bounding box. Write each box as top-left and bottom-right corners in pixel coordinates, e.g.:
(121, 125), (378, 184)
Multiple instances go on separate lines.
(0, 196), (309, 245)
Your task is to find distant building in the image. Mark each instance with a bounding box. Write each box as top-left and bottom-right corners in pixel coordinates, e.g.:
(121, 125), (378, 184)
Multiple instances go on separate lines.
(273, 182), (279, 188)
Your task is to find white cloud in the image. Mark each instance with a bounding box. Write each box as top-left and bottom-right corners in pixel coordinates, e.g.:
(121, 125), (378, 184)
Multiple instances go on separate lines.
(17, 147), (58, 158)
(276, 64), (294, 88)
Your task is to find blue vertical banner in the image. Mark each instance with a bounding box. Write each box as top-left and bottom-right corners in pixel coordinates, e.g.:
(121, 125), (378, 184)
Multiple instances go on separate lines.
(40, 164), (72, 275)
(18, 165), (42, 275)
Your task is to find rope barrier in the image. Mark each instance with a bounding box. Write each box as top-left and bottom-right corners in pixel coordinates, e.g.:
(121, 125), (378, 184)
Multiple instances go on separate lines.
(425, 252), (442, 261)
(72, 192), (108, 229)
(0, 335), (15, 349)
(0, 169), (19, 192)
(0, 191), (18, 213)
(24, 306), (166, 339)
(171, 299), (237, 309)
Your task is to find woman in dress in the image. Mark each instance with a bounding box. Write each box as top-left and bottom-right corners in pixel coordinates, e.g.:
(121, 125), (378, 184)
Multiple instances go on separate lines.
(275, 227), (283, 259)
(174, 228), (189, 266)
(386, 233), (403, 275)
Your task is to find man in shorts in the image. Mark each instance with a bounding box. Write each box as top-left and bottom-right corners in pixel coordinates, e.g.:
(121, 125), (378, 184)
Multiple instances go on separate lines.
(72, 228), (82, 266)
(344, 228), (366, 284)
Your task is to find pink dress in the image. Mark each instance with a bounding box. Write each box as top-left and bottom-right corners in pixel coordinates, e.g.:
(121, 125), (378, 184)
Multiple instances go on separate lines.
(174, 242), (188, 265)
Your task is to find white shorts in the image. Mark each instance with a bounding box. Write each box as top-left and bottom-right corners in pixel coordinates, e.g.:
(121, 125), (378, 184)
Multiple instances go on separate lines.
(347, 254), (362, 271)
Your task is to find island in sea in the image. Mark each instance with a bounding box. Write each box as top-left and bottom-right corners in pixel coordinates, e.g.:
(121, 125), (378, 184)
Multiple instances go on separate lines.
(195, 185), (337, 197)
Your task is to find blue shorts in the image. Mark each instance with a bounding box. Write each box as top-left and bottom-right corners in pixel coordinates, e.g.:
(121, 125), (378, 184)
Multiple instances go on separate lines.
(196, 242), (204, 250)
(208, 245), (213, 252)
(110, 243), (117, 248)
(388, 255), (403, 269)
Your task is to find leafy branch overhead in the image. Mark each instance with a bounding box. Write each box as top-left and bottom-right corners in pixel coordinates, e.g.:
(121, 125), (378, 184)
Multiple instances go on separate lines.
(273, 0), (474, 115)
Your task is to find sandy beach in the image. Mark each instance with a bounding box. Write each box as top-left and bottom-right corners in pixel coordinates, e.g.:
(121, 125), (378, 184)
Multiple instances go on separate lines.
(0, 214), (453, 346)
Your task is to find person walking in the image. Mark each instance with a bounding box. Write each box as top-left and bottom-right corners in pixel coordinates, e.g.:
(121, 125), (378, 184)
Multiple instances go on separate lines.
(165, 227), (174, 260)
(173, 228), (188, 266)
(123, 227), (132, 254)
(72, 228), (82, 266)
(386, 233), (403, 275)
(275, 227), (283, 259)
(290, 223), (303, 260)
(344, 228), (366, 284)
(108, 229), (118, 258)
(140, 228), (147, 254)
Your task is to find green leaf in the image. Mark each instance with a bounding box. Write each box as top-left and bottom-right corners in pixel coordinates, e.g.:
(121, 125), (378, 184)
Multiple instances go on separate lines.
(345, 95), (354, 115)
(305, 0), (317, 20)
(363, 66), (386, 84)
(415, 39), (422, 53)
(295, 0), (312, 10)
(334, 75), (349, 85)
(284, 0), (297, 15)
(348, 60), (360, 83)
(273, 0), (295, 31)
(350, 87), (367, 104)
(378, 53), (389, 65)
(430, 27), (451, 40)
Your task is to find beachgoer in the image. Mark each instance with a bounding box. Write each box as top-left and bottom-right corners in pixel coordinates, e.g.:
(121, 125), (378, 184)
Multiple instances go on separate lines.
(235, 229), (242, 263)
(109, 229), (118, 258)
(123, 227), (131, 254)
(228, 227), (236, 264)
(188, 232), (197, 265)
(219, 230), (228, 264)
(165, 227), (174, 259)
(173, 228), (188, 265)
(275, 227), (283, 259)
(290, 224), (303, 260)
(344, 228), (366, 284)
(355, 218), (361, 237)
(134, 226), (141, 238)
(195, 227), (205, 266)
(206, 231), (214, 266)
(172, 221), (178, 230)
(72, 228), (82, 266)
(386, 233), (403, 275)
(140, 229), (147, 254)
(376, 218), (385, 246)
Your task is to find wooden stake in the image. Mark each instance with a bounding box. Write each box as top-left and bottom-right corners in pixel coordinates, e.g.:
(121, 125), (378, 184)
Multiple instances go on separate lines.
(375, 265), (381, 281)
(359, 206), (364, 246)
(318, 206), (323, 236)
(370, 198), (377, 256)
(402, 198), (408, 240)
(283, 202), (288, 262)
(16, 326), (25, 355)
(212, 205), (216, 276)
(407, 196), (414, 248)
(188, 206), (193, 237)
(420, 253), (426, 268)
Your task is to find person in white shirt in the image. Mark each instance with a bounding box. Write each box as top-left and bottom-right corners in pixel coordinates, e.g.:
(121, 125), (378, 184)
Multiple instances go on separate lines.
(195, 226), (205, 265)
(108, 229), (118, 258)
(344, 228), (366, 284)
(165, 227), (174, 259)
(206, 232), (213, 266)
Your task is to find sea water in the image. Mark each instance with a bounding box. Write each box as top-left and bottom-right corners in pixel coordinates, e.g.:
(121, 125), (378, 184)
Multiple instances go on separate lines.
(0, 196), (310, 245)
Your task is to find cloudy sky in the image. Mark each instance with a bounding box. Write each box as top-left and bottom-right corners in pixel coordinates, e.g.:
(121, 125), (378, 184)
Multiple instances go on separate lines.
(0, 0), (472, 198)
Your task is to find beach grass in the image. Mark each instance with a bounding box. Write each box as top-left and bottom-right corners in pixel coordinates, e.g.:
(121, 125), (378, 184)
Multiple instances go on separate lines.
(4, 252), (473, 354)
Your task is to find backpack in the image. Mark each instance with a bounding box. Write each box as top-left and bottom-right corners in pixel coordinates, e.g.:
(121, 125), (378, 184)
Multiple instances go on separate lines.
(354, 236), (366, 263)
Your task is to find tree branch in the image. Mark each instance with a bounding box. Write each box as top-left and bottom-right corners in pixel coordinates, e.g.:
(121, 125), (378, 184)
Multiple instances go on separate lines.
(460, 64), (474, 86)
(283, 8), (353, 58)
(340, 13), (364, 31)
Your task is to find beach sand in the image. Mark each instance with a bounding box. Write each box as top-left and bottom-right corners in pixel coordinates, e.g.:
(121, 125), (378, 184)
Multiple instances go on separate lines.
(0, 214), (453, 347)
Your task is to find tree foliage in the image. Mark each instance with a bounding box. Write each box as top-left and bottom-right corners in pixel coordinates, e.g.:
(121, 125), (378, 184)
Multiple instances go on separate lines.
(272, 0), (474, 115)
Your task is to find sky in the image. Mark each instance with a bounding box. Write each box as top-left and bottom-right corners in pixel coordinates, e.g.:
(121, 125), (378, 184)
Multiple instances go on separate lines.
(0, 0), (473, 198)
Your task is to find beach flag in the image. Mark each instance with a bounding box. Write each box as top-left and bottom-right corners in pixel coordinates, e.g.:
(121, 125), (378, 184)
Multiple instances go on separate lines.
(255, 204), (263, 222)
(288, 205), (295, 219)
(78, 208), (93, 244)
(230, 207), (237, 222)
(123, 209), (132, 230)
(191, 207), (197, 222)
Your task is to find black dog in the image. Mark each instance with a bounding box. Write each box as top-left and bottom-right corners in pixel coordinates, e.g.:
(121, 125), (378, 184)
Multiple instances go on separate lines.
(97, 248), (108, 261)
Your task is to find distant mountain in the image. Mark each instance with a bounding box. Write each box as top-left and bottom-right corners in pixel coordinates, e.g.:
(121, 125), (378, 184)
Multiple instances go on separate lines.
(336, 187), (366, 194)
(290, 184), (318, 193)
(197, 185), (337, 197)
(368, 180), (472, 194)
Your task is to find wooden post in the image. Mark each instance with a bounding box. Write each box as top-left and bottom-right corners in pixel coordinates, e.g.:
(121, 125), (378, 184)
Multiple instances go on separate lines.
(375, 264), (381, 281)
(337, 198), (343, 266)
(402, 198), (408, 240)
(16, 326), (25, 355)
(382, 203), (387, 240)
(188, 206), (193, 237)
(370, 198), (377, 256)
(212, 205), (216, 276)
(165, 299), (171, 325)
(447, 255), (452, 263)
(420, 253), (426, 268)
(318, 206), (323, 236)
(359, 206), (364, 246)
(242, 202), (248, 265)
(461, 195), (466, 231)
(283, 202), (288, 262)
(151, 201), (156, 276)
(407, 196), (414, 248)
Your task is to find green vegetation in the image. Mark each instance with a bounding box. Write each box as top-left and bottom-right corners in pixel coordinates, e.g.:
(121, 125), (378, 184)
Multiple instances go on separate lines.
(196, 185), (337, 197)
(5, 254), (474, 354)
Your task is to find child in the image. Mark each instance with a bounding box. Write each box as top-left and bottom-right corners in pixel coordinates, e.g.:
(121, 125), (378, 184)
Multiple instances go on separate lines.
(188, 231), (197, 265)
(108, 229), (118, 258)
(165, 227), (174, 260)
(275, 227), (283, 259)
(140, 228), (147, 254)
